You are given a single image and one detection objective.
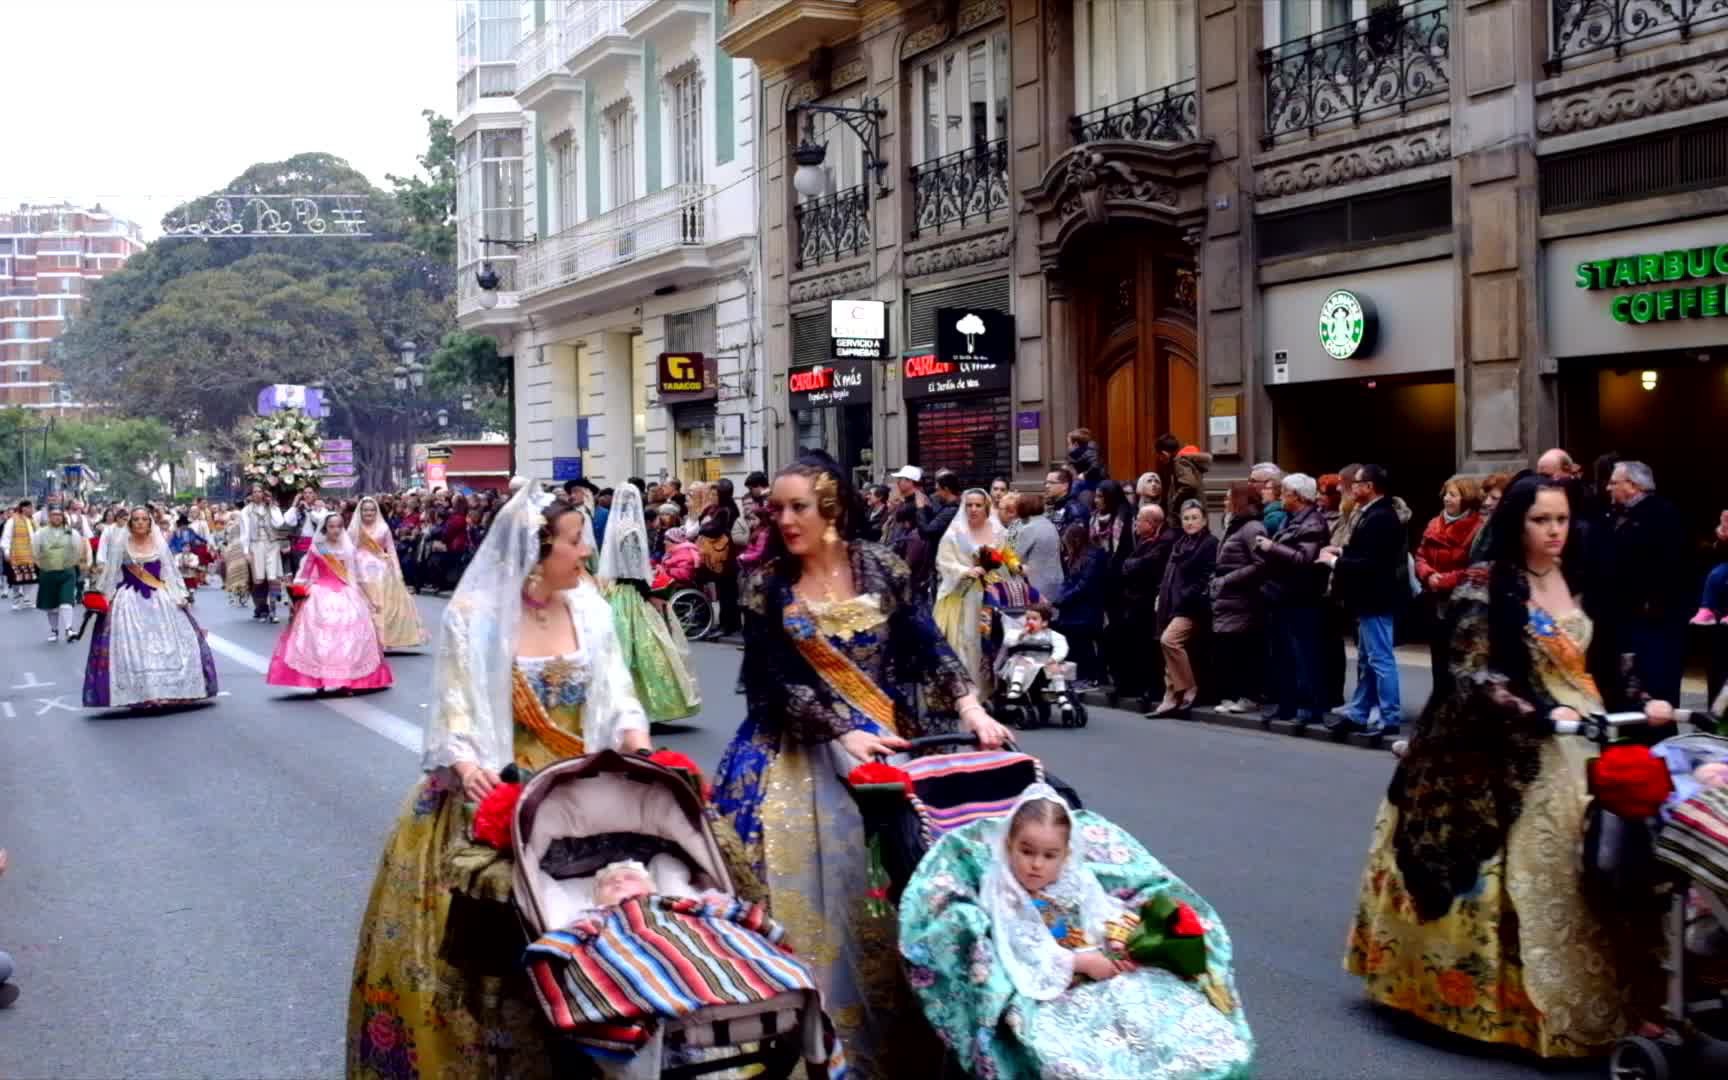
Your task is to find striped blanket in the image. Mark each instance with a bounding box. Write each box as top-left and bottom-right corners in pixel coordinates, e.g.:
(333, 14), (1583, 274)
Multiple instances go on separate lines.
(1657, 785), (1728, 895)
(524, 893), (819, 1055)
(902, 749), (1042, 841)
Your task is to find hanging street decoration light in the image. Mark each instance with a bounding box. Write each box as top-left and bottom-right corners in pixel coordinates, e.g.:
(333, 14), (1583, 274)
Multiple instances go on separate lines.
(791, 98), (891, 199)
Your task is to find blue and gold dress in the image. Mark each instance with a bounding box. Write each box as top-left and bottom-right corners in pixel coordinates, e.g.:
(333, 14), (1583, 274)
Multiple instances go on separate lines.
(713, 540), (972, 1075)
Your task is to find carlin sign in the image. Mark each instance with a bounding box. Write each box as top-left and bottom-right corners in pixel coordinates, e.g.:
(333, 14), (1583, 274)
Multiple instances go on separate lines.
(900, 350), (1012, 400)
(789, 359), (873, 408)
(830, 299), (888, 359)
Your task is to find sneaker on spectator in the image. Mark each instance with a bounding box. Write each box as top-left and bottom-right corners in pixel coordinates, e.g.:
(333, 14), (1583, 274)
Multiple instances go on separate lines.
(1692, 607), (1720, 627)
(1214, 699), (1241, 714)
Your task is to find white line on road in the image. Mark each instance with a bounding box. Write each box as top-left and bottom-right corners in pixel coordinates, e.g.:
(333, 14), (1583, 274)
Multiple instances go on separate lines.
(203, 633), (422, 754)
(11, 672), (52, 689)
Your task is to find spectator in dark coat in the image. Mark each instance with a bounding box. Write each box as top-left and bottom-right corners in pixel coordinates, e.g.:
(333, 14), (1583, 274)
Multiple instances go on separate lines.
(1605, 460), (1691, 704)
(1321, 464), (1409, 736)
(886, 501), (934, 601)
(1054, 523), (1109, 686)
(917, 471), (963, 546)
(1087, 479), (1135, 571)
(1257, 473), (1332, 727)
(1043, 466), (1091, 532)
(1152, 500), (1217, 717)
(1066, 427), (1101, 477)
(1112, 504), (1174, 709)
(1210, 482), (1269, 714)
(860, 484), (891, 544)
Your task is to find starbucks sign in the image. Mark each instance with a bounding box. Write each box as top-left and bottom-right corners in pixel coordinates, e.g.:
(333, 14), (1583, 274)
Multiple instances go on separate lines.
(1318, 289), (1378, 360)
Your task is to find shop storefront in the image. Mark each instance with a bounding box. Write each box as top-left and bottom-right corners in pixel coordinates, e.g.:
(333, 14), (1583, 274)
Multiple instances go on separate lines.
(902, 306), (1015, 488)
(1545, 218), (1728, 532)
(789, 300), (888, 484)
(658, 350), (721, 482)
(1260, 260), (1456, 502)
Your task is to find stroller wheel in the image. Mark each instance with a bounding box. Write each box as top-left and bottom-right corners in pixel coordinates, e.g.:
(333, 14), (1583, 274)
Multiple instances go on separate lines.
(1610, 1035), (1671, 1080)
(1073, 703), (1089, 728)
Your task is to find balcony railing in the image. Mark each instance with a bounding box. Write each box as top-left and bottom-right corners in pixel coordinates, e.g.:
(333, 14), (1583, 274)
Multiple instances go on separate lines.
(518, 182), (713, 297)
(516, 21), (562, 89)
(1071, 79), (1199, 145)
(794, 184), (870, 269)
(1549, 0), (1728, 72)
(909, 138), (1010, 239)
(1260, 0), (1450, 146)
(515, 1), (649, 93)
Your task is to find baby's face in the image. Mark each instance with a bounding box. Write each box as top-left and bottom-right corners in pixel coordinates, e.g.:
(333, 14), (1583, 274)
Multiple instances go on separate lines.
(1009, 820), (1068, 894)
(1697, 762), (1728, 788)
(1023, 612), (1046, 634)
(596, 867), (654, 907)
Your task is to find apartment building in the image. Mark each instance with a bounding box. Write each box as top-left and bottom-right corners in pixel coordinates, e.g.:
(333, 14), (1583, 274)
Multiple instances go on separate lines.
(457, 0), (764, 486)
(0, 203), (146, 413)
(716, 0), (1728, 531)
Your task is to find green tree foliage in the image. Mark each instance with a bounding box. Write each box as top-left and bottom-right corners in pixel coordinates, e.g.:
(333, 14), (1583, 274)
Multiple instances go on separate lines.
(55, 143), (461, 492)
(388, 110), (458, 264)
(0, 408), (180, 504)
(426, 330), (510, 433)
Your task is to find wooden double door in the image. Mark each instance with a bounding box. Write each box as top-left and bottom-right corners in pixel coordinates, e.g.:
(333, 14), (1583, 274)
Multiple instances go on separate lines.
(1072, 236), (1200, 480)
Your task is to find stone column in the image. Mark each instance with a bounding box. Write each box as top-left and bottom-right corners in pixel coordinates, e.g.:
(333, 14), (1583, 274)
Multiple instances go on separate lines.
(758, 62), (796, 470)
(1452, 0), (1547, 473)
(1016, 0), (1072, 477)
(1196, 0), (1261, 478)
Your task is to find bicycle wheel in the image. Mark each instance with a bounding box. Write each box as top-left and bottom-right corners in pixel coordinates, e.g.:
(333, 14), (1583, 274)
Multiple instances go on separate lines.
(669, 587), (717, 640)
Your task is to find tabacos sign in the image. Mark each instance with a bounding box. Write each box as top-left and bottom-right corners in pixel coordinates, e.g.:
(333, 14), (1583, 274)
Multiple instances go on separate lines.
(657, 351), (716, 403)
(1575, 245), (1728, 324)
(788, 359), (872, 408)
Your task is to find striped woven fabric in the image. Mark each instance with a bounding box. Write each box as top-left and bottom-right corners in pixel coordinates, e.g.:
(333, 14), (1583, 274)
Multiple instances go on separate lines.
(524, 894), (817, 1043)
(903, 750), (1042, 841)
(919, 795), (1022, 837)
(1656, 786), (1728, 895)
(901, 749), (1037, 783)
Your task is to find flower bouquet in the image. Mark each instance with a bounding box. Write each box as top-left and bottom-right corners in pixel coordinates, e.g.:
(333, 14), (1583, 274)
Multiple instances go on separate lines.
(845, 762), (914, 917)
(649, 748), (711, 801)
(1125, 893), (1209, 978)
(243, 409), (325, 504)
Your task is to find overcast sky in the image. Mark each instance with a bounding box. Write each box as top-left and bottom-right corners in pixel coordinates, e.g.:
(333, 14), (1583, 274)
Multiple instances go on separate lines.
(2, 0), (456, 237)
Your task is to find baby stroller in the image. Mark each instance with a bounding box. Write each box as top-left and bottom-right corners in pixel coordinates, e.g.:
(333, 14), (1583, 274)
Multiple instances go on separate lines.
(990, 624), (1088, 731)
(512, 750), (835, 1078)
(1564, 709), (1728, 1079)
(847, 734), (1082, 903)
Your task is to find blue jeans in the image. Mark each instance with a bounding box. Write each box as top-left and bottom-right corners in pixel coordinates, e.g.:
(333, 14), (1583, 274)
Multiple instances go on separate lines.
(1348, 613), (1401, 733)
(1703, 562), (1728, 613)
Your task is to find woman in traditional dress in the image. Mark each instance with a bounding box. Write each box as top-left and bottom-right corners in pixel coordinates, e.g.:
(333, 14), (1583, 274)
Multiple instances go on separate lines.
(595, 484), (700, 722)
(81, 508), (219, 709)
(1344, 475), (1673, 1058)
(933, 488), (1005, 690)
(32, 507), (89, 643)
(2, 501), (38, 610)
(348, 496), (427, 650)
(712, 453), (1010, 1075)
(266, 514), (393, 692)
(347, 486), (650, 1079)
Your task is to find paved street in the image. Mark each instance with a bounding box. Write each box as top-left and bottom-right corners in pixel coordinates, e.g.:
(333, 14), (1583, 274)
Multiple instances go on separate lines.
(0, 589), (1597, 1080)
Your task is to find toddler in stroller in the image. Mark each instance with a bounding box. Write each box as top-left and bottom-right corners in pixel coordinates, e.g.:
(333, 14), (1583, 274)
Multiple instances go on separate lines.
(993, 601), (1087, 730)
(511, 750), (840, 1079)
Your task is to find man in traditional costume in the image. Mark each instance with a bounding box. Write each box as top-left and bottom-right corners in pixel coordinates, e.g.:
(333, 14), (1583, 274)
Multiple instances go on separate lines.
(239, 486), (288, 622)
(1, 501), (38, 610)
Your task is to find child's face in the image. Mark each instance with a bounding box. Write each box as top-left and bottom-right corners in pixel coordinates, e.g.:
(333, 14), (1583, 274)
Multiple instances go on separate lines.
(595, 866), (654, 907)
(1696, 762), (1728, 788)
(1023, 611), (1046, 634)
(1009, 820), (1068, 894)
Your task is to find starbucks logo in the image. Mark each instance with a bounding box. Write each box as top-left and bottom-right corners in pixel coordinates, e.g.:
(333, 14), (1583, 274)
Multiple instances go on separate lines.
(1318, 289), (1377, 360)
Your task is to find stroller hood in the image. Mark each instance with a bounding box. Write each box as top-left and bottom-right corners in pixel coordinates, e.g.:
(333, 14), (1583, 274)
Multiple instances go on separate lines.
(512, 750), (733, 936)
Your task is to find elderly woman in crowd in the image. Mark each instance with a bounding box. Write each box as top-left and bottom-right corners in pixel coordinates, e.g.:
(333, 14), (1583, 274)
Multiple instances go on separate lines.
(1152, 500), (1217, 717)
(1469, 471), (1516, 562)
(1210, 482), (1269, 715)
(1134, 471), (1164, 511)
(1415, 474), (1486, 687)
(1255, 473), (1332, 728)
(1010, 490), (1063, 602)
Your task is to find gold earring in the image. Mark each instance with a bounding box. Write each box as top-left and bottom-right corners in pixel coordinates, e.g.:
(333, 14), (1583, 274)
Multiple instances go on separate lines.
(823, 522), (840, 545)
(525, 568), (544, 596)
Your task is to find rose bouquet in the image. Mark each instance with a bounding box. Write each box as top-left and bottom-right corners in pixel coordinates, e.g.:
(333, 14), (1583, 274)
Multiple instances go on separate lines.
(243, 409), (325, 503)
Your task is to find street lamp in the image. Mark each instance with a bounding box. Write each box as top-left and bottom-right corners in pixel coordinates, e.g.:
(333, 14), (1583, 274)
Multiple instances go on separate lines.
(436, 408), (449, 429)
(791, 99), (890, 198)
(461, 391), (476, 411)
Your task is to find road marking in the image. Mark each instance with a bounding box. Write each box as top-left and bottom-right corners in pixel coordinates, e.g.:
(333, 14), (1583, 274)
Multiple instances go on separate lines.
(1, 701), (13, 719)
(11, 672), (51, 689)
(203, 633), (422, 754)
(35, 696), (74, 715)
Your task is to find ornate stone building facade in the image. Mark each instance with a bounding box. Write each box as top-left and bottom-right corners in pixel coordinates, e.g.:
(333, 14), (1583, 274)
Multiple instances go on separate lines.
(726, 0), (1728, 518)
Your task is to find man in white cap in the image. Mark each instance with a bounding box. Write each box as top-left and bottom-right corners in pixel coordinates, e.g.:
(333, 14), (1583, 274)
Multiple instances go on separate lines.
(893, 465), (926, 510)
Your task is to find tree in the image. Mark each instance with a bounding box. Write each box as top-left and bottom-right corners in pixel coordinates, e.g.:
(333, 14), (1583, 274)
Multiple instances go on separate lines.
(54, 148), (459, 494)
(427, 330), (510, 434)
(0, 408), (179, 504)
(388, 111), (458, 265)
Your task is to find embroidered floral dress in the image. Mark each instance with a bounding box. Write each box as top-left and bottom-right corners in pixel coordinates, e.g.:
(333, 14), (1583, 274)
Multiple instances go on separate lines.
(82, 544), (218, 708)
(346, 651), (594, 1080)
(712, 540), (972, 1076)
(899, 809), (1255, 1079)
(1345, 571), (1655, 1057)
(353, 525), (428, 650)
(266, 548), (394, 691)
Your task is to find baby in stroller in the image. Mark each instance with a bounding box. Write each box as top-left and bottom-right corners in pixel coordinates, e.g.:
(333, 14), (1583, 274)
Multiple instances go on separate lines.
(511, 751), (839, 1080)
(898, 782), (1255, 1079)
(993, 602), (1087, 729)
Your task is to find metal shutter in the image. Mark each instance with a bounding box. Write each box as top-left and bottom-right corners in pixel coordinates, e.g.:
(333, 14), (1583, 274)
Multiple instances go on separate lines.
(792, 311), (829, 367)
(910, 397), (1013, 490)
(908, 277), (1012, 347)
(665, 306), (717, 353)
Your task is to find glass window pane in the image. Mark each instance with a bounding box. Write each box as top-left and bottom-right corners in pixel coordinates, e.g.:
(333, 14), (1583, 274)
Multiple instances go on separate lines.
(993, 31), (1009, 142)
(922, 62), (940, 162)
(943, 52), (962, 157)
(967, 42), (988, 148)
(1282, 0), (1313, 41)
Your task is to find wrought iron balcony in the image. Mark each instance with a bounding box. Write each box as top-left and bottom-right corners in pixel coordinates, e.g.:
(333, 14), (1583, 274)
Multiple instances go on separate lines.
(909, 138), (1010, 240)
(1549, 0), (1728, 72)
(1071, 79), (1199, 145)
(1260, 0), (1450, 146)
(794, 183), (870, 269)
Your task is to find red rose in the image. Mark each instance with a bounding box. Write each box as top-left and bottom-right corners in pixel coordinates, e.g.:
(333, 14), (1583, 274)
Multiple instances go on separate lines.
(847, 761), (914, 794)
(471, 781), (523, 849)
(1436, 968), (1477, 1008)
(649, 749), (711, 799)
(1169, 901), (1205, 937)
(366, 1012), (399, 1052)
